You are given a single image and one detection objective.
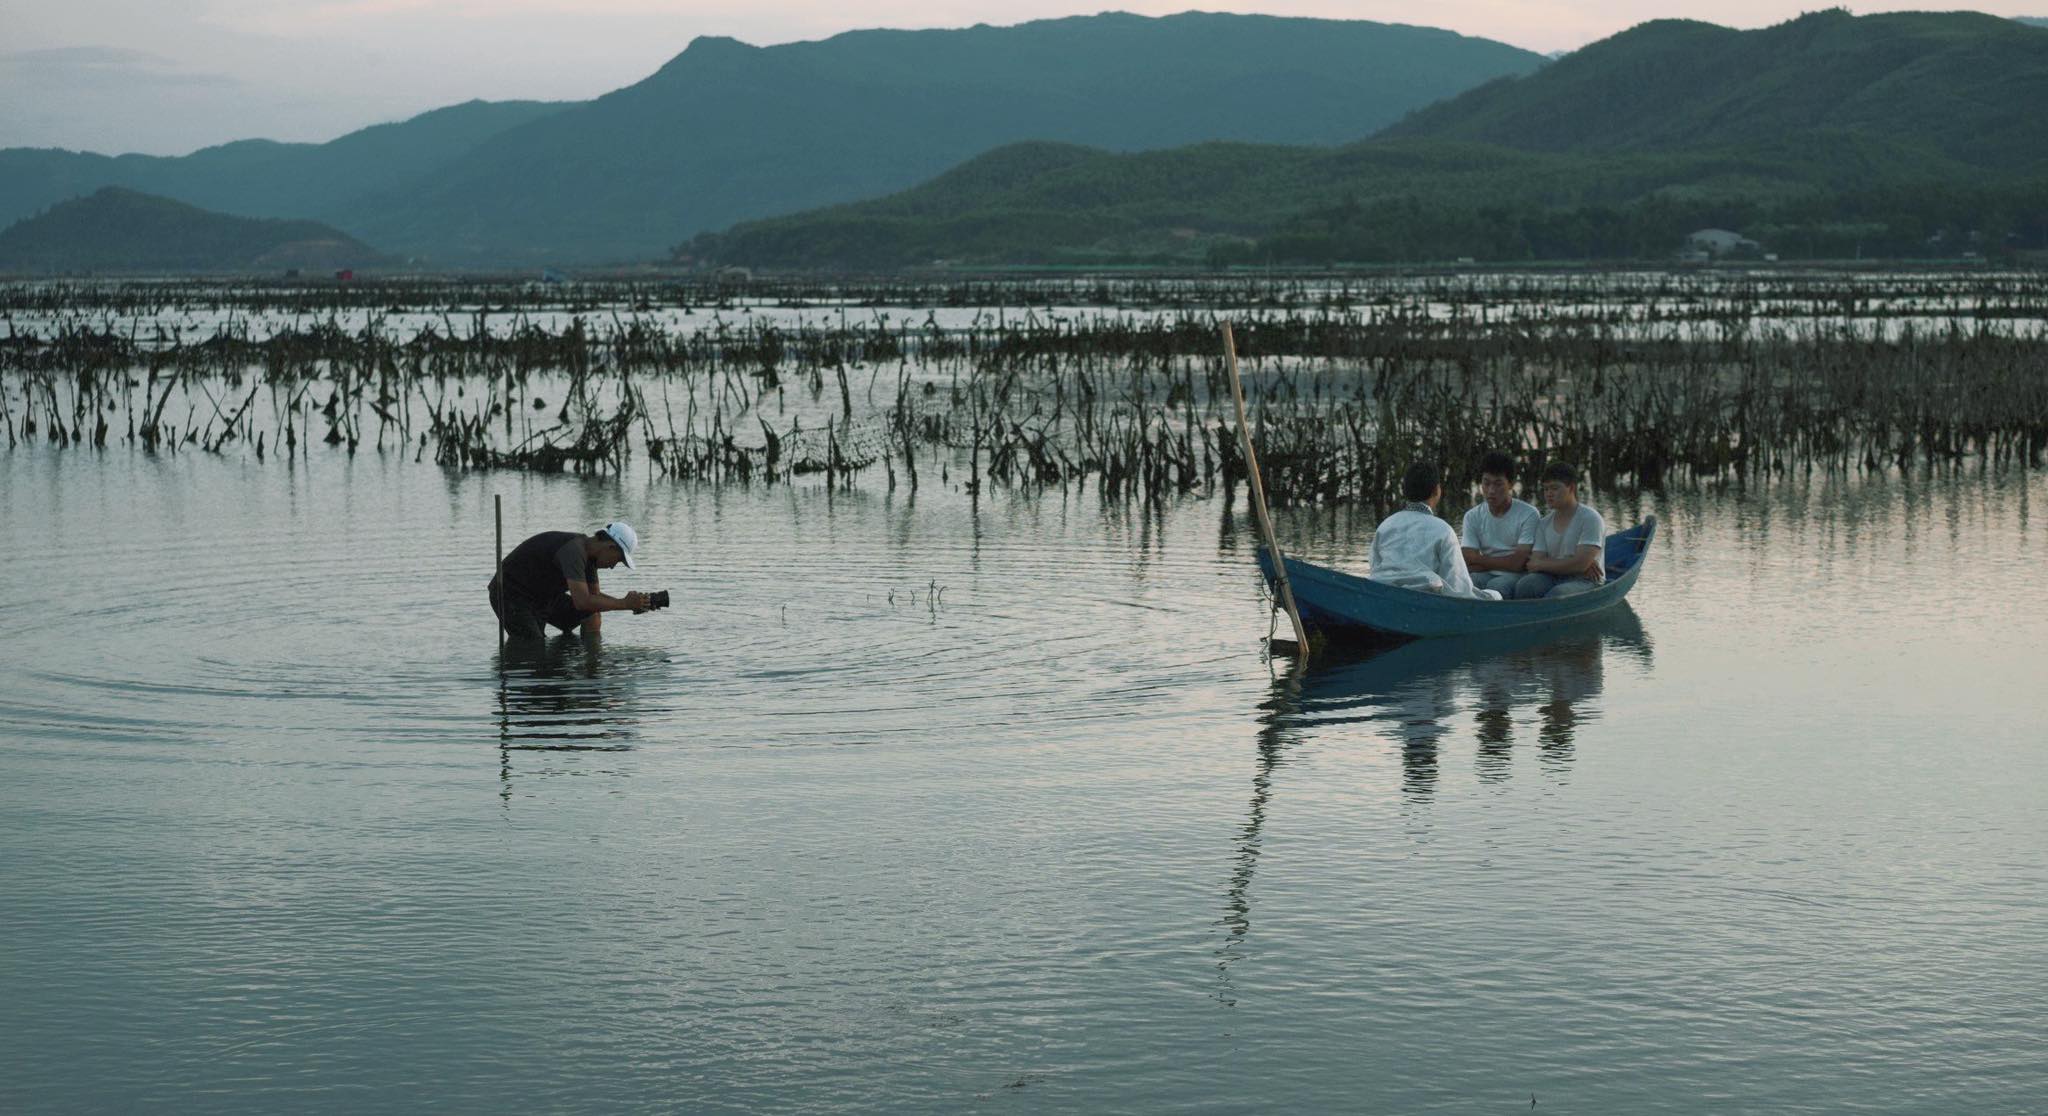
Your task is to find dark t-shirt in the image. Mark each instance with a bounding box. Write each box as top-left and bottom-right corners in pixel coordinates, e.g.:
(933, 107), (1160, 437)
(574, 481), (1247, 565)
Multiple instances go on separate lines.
(492, 531), (598, 606)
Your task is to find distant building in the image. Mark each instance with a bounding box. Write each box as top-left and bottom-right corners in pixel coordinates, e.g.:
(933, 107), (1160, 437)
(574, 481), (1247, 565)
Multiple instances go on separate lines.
(1927, 229), (1986, 255)
(1682, 228), (1763, 260)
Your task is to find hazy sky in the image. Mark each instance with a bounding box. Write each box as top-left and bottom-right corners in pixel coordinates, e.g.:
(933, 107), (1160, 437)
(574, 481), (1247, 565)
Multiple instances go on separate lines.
(4, 1), (2042, 156)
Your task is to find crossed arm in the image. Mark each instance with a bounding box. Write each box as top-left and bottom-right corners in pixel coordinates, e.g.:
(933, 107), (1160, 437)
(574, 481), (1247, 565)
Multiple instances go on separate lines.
(1524, 545), (1604, 581)
(1462, 543), (1533, 573)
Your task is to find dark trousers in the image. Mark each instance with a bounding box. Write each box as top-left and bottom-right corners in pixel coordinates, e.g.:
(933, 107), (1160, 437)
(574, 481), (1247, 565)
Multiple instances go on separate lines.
(489, 581), (591, 640)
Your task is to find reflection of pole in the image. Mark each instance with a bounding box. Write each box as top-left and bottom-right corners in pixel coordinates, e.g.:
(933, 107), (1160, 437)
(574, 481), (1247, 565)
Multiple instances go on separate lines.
(494, 493), (505, 652)
(498, 679), (512, 806)
(1223, 323), (1310, 658)
(495, 491), (509, 802)
(1216, 659), (1304, 1004)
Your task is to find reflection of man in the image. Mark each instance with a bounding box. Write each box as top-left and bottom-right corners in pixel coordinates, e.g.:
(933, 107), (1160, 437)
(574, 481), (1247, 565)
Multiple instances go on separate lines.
(1466, 654), (1520, 780)
(1393, 670), (1459, 799)
(490, 521), (650, 640)
(1369, 463), (1501, 600)
(1515, 463), (1607, 600)
(1461, 451), (1540, 600)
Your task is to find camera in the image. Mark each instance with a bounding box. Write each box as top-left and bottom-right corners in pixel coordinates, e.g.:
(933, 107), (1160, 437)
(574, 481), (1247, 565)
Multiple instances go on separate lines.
(645, 589), (671, 611)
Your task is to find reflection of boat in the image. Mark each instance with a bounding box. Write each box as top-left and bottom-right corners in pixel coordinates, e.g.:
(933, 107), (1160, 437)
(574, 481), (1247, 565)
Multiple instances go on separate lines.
(1256, 518), (1656, 640)
(1216, 607), (1651, 994)
(1295, 605), (1648, 701)
(1276, 607), (1651, 794)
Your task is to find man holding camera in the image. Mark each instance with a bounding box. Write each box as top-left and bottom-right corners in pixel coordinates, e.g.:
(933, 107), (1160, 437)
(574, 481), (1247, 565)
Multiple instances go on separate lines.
(490, 521), (654, 640)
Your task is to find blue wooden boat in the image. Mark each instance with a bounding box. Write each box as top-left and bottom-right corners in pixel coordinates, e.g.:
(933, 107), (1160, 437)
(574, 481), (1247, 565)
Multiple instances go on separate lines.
(1256, 517), (1656, 640)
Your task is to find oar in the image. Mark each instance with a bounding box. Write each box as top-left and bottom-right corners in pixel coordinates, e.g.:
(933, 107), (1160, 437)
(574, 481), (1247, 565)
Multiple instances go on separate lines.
(1222, 323), (1311, 659)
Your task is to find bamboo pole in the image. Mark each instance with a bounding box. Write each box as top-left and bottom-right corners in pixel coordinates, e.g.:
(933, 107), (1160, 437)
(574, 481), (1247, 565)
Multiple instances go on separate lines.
(1222, 323), (1310, 658)
(494, 493), (505, 651)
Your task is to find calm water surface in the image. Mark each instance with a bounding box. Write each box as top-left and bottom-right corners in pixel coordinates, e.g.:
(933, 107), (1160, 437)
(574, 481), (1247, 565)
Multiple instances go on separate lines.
(2, 448), (2044, 1113)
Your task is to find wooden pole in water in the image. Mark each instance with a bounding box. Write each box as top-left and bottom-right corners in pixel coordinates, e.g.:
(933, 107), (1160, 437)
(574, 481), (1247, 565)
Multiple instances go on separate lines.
(494, 493), (505, 652)
(1222, 323), (1310, 659)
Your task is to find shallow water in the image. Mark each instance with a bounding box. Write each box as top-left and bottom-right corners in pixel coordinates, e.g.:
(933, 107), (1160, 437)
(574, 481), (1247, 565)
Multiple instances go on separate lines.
(2, 447), (2045, 1113)
(11, 269), (2047, 346)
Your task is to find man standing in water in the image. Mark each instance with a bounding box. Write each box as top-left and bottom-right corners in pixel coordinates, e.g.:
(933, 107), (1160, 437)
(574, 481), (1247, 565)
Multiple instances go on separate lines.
(1460, 451), (1541, 599)
(1515, 463), (1607, 600)
(1368, 462), (1501, 600)
(490, 522), (650, 640)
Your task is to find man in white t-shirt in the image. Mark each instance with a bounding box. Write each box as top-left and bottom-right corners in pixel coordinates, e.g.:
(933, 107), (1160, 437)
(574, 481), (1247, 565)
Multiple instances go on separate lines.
(1460, 451), (1541, 599)
(1368, 462), (1502, 601)
(1514, 461), (1607, 600)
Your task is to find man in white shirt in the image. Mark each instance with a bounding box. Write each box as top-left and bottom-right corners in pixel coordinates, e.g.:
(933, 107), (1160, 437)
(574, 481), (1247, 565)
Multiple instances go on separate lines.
(1460, 451), (1541, 599)
(1368, 462), (1502, 601)
(1514, 461), (1607, 600)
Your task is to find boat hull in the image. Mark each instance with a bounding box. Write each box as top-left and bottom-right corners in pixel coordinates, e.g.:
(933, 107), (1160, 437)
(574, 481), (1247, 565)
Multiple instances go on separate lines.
(1257, 517), (1655, 640)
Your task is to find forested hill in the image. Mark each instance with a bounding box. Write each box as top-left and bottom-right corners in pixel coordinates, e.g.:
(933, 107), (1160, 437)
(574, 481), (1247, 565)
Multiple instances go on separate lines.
(1381, 10), (2048, 174)
(327, 12), (1544, 263)
(0, 100), (569, 245)
(0, 188), (386, 274)
(694, 10), (2048, 268)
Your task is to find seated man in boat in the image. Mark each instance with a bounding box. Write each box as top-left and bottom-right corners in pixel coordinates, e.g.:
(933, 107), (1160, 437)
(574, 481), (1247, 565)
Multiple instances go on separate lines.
(489, 521), (652, 640)
(1460, 451), (1541, 599)
(1368, 462), (1502, 601)
(1514, 463), (1607, 599)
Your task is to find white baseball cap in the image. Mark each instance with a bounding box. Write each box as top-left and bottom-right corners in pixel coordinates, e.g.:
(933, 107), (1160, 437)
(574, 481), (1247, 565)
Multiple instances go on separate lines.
(602, 521), (638, 568)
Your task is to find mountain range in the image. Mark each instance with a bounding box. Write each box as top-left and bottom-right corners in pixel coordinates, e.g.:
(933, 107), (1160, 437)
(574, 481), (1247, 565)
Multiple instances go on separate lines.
(695, 10), (2048, 267)
(0, 13), (1542, 266)
(7, 9), (2047, 272)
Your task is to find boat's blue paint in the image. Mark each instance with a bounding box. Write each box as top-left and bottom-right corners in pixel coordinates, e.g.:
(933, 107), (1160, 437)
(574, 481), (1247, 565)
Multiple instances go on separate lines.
(1257, 516), (1656, 640)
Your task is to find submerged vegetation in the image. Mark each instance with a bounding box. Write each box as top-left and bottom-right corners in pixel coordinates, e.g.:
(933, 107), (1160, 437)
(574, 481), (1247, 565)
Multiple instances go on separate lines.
(3, 272), (2044, 508)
